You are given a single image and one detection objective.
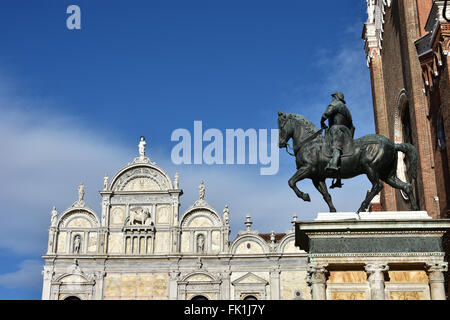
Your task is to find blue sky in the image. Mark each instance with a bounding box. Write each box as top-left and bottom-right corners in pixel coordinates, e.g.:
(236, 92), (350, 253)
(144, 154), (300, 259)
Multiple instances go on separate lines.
(0, 0), (373, 299)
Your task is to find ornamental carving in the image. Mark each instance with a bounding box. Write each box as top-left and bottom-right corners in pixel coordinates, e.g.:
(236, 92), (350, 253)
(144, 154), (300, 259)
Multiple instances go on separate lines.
(126, 206), (153, 227)
(112, 167), (170, 191)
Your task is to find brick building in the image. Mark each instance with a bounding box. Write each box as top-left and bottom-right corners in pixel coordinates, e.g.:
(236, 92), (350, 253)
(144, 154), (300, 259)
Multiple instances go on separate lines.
(362, 0), (450, 219)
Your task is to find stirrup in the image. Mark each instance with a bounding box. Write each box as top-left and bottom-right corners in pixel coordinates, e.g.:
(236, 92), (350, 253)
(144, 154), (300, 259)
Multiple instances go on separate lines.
(330, 179), (343, 189)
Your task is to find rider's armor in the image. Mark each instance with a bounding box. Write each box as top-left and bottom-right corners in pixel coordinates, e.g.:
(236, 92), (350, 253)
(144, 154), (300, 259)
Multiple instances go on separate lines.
(320, 91), (355, 188)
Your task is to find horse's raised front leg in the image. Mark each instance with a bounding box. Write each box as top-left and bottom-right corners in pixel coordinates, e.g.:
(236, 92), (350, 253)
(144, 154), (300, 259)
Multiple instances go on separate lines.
(313, 179), (336, 212)
(358, 164), (383, 213)
(288, 167), (311, 202)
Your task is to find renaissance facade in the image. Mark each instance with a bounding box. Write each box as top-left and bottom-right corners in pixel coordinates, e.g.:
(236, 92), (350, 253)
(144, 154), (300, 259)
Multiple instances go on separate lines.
(41, 138), (310, 300)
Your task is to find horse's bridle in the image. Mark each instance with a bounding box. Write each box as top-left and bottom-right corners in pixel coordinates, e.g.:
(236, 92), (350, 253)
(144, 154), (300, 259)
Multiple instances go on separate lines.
(279, 116), (324, 157)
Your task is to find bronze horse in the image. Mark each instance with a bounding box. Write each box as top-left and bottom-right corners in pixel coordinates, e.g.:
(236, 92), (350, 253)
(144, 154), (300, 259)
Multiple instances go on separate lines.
(278, 111), (418, 213)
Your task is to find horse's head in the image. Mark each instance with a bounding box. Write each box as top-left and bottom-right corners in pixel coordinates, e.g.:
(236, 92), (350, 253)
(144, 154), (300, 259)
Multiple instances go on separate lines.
(278, 110), (292, 148)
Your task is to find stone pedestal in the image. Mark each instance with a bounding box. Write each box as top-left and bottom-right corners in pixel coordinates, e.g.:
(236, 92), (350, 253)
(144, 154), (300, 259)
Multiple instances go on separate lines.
(296, 211), (450, 300)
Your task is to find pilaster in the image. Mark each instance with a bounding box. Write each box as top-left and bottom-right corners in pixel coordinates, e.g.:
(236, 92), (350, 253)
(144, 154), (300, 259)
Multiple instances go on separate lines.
(269, 267), (281, 300)
(169, 271), (181, 300)
(306, 263), (328, 300)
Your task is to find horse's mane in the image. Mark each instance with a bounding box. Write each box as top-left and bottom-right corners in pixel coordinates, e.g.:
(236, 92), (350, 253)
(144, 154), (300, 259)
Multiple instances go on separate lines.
(287, 113), (318, 136)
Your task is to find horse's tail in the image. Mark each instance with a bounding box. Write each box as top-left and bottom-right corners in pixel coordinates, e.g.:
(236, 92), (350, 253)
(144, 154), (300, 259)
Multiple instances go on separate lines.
(395, 142), (417, 180)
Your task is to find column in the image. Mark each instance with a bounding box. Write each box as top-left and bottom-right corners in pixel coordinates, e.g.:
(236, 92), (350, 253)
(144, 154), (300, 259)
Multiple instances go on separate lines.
(306, 263), (328, 300)
(365, 263), (389, 300)
(269, 267), (281, 300)
(426, 262), (448, 300)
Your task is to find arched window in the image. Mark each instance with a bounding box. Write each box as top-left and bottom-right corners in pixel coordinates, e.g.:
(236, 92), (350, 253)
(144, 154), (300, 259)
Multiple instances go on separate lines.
(395, 91), (417, 201)
(437, 109), (446, 150)
(401, 102), (413, 146)
(64, 296), (81, 300)
(191, 295), (208, 300)
(243, 295), (258, 300)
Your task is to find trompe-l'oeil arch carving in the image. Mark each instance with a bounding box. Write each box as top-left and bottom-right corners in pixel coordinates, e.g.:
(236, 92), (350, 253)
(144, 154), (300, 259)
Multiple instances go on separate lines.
(110, 165), (173, 192)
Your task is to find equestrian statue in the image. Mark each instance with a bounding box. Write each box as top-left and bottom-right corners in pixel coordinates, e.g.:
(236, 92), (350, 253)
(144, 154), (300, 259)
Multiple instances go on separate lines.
(278, 91), (419, 213)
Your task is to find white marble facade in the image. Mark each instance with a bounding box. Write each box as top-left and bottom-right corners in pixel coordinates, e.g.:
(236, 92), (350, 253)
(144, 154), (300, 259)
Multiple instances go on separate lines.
(42, 137), (309, 300)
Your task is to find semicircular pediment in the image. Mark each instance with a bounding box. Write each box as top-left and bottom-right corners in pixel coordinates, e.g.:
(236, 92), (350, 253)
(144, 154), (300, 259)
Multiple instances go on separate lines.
(180, 209), (222, 228)
(234, 240), (265, 255)
(182, 271), (216, 282)
(230, 234), (269, 255)
(58, 209), (99, 229)
(59, 274), (88, 284)
(66, 216), (92, 228)
(110, 165), (172, 191)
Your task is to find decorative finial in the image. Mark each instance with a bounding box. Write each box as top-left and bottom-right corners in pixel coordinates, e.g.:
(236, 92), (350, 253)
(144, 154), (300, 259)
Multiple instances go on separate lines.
(174, 173), (179, 189)
(291, 214), (298, 227)
(199, 181), (205, 200)
(138, 136), (146, 158)
(270, 230), (276, 244)
(50, 206), (58, 227)
(103, 174), (109, 190)
(245, 214), (253, 230)
(223, 205), (229, 225)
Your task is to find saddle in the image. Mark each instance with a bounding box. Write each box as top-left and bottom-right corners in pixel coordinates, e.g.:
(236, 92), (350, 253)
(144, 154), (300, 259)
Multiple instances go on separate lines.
(322, 126), (355, 158)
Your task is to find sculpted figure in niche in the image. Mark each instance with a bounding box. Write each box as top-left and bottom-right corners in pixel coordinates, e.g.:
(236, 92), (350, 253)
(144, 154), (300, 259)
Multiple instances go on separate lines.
(73, 235), (81, 254)
(197, 234), (205, 253)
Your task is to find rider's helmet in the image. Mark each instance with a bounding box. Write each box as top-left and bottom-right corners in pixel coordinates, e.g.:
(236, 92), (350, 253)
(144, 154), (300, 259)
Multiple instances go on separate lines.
(331, 91), (345, 103)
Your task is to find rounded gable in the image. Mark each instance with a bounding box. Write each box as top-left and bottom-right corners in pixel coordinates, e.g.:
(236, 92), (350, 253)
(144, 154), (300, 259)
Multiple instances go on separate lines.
(276, 234), (304, 254)
(180, 206), (223, 229)
(58, 207), (100, 229)
(182, 271), (217, 282)
(230, 234), (270, 255)
(109, 163), (173, 192)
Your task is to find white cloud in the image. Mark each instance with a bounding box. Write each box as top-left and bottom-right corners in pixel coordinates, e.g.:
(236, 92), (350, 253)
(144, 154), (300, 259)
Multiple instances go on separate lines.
(0, 259), (43, 290)
(0, 107), (132, 255)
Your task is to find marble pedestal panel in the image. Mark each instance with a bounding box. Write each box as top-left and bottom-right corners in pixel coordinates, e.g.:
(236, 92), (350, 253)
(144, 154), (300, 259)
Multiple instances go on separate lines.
(295, 211), (450, 300)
